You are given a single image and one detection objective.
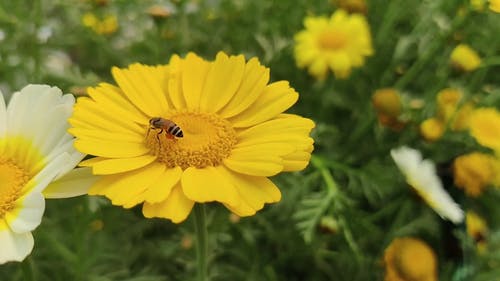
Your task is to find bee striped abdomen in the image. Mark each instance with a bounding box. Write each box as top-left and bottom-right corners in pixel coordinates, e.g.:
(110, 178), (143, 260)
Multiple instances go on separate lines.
(168, 124), (184, 137)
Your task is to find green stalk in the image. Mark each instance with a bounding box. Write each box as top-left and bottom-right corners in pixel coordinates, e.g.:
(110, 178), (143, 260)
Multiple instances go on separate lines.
(193, 203), (208, 281)
(21, 257), (35, 281)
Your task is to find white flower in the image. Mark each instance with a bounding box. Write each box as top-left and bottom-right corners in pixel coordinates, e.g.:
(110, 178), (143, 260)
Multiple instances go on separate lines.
(0, 84), (97, 264)
(390, 146), (464, 224)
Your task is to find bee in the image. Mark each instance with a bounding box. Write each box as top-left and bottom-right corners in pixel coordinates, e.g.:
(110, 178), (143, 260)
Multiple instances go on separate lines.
(148, 117), (183, 142)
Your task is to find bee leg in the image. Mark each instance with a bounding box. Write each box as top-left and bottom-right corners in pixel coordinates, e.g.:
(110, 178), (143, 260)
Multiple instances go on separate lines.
(156, 129), (163, 151)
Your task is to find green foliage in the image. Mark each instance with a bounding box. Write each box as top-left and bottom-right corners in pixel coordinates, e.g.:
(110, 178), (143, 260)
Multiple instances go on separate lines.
(1, 0), (500, 280)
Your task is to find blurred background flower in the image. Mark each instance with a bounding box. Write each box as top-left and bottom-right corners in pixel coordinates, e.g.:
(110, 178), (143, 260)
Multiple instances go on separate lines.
(294, 9), (373, 80)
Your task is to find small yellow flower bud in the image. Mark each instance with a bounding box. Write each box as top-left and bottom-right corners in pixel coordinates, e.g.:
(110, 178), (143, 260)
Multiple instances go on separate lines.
(420, 118), (444, 141)
(450, 44), (481, 72)
(384, 237), (437, 281)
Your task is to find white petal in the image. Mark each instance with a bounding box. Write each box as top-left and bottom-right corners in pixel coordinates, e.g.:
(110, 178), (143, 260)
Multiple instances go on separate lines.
(5, 192), (45, 233)
(28, 153), (71, 194)
(391, 146), (464, 224)
(54, 149), (86, 180)
(5, 85), (76, 164)
(0, 228), (34, 264)
(6, 85), (57, 137)
(44, 167), (98, 198)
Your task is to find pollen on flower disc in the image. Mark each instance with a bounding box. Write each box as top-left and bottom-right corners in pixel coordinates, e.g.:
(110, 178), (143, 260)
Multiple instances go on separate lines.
(145, 111), (237, 169)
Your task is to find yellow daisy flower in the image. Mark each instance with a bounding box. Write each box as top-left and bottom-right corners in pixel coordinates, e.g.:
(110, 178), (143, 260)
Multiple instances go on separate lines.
(1, 85), (96, 264)
(82, 12), (118, 35)
(453, 152), (496, 197)
(383, 237), (437, 281)
(391, 146), (464, 224)
(490, 0), (500, 12)
(294, 9), (373, 80)
(69, 52), (315, 223)
(436, 88), (462, 122)
(468, 107), (500, 151)
(450, 44), (481, 72)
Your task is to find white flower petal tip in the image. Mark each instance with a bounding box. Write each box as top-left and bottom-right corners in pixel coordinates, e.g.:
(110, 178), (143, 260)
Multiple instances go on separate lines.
(43, 167), (98, 199)
(0, 229), (34, 264)
(390, 146), (464, 224)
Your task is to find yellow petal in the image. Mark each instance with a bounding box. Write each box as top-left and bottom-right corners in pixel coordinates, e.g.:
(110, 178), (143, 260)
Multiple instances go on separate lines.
(79, 157), (107, 167)
(223, 153), (283, 176)
(282, 151), (312, 171)
(181, 53), (211, 110)
(166, 54), (187, 109)
(68, 127), (144, 143)
(223, 202), (256, 217)
(219, 168), (281, 211)
(238, 114), (315, 140)
(229, 81), (298, 128)
(111, 64), (169, 116)
(232, 143), (295, 157)
(199, 52), (246, 113)
(90, 162), (165, 208)
(142, 184), (195, 223)
(142, 166), (183, 203)
(218, 57), (269, 118)
(181, 166), (240, 206)
(90, 155), (157, 174)
(87, 83), (147, 124)
(74, 139), (150, 158)
(72, 97), (145, 135)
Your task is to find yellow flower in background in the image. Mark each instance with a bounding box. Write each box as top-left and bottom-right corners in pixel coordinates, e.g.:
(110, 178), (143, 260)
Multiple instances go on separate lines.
(450, 44), (481, 72)
(82, 12), (118, 35)
(471, 0), (486, 11)
(490, 0), (500, 12)
(451, 101), (474, 130)
(372, 88), (402, 118)
(420, 118), (445, 142)
(436, 88), (462, 122)
(420, 88), (474, 142)
(0, 85), (96, 264)
(466, 211), (488, 253)
(453, 152), (496, 197)
(468, 107), (500, 151)
(384, 237), (437, 281)
(294, 9), (373, 80)
(147, 5), (172, 19)
(69, 52), (315, 223)
(372, 88), (405, 130)
(391, 146), (464, 224)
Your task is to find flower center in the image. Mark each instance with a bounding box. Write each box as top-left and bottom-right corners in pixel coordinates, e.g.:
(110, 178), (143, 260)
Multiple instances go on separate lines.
(318, 29), (348, 50)
(0, 158), (30, 218)
(145, 111), (237, 170)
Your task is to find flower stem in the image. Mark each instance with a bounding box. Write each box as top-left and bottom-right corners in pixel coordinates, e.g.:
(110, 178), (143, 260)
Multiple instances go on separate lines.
(21, 257), (35, 281)
(193, 203), (208, 281)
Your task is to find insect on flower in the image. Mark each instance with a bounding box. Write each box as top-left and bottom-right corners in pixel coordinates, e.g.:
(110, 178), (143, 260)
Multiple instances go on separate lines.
(148, 117), (184, 140)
